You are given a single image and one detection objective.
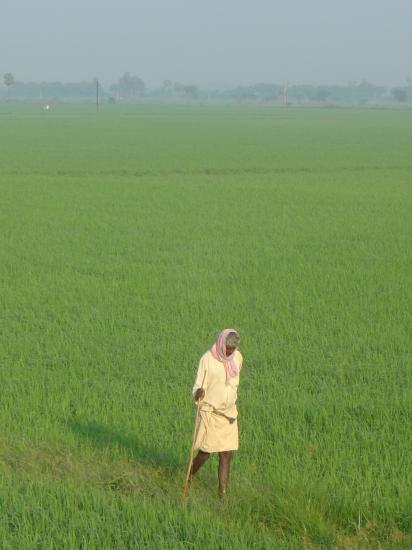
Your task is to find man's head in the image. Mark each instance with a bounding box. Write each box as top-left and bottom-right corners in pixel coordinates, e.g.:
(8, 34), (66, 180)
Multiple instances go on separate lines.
(225, 331), (240, 357)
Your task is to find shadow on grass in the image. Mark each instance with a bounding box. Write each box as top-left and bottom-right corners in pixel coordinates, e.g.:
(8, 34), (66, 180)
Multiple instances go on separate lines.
(65, 418), (181, 474)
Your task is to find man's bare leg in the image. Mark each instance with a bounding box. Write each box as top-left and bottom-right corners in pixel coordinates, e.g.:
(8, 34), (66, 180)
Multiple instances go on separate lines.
(218, 451), (233, 498)
(190, 450), (210, 479)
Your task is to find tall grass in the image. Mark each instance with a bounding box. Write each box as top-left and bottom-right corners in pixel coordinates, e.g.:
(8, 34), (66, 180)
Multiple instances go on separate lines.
(0, 104), (411, 548)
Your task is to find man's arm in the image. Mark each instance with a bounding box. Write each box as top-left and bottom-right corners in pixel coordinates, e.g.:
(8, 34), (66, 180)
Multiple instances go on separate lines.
(192, 355), (207, 401)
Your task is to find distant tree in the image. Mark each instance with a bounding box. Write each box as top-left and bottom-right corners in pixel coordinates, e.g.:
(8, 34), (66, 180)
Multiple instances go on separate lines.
(118, 72), (145, 98)
(162, 80), (173, 95)
(164, 82), (198, 100)
(173, 82), (184, 94)
(109, 83), (119, 99)
(183, 85), (198, 99)
(314, 87), (330, 102)
(4, 72), (14, 99)
(391, 87), (407, 103)
(236, 91), (257, 102)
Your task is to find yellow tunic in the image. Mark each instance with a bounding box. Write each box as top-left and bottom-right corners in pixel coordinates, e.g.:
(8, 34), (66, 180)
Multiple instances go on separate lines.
(192, 349), (243, 453)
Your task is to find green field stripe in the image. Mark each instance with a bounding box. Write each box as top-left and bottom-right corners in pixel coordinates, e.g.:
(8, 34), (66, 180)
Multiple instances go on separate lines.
(2, 164), (412, 179)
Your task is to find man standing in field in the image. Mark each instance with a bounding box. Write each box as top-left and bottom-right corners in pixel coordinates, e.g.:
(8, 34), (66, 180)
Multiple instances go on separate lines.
(189, 329), (243, 498)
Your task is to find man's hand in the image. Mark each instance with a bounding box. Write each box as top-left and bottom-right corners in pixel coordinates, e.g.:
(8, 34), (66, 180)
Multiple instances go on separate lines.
(195, 388), (205, 401)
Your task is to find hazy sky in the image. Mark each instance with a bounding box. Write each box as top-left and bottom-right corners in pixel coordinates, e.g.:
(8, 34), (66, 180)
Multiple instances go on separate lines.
(2, 0), (411, 88)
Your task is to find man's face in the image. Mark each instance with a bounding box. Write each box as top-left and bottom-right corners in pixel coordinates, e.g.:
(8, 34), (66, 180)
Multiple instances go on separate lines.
(226, 345), (236, 357)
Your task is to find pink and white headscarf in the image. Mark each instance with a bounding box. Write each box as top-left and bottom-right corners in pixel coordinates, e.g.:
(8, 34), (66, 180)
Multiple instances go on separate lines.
(210, 328), (239, 385)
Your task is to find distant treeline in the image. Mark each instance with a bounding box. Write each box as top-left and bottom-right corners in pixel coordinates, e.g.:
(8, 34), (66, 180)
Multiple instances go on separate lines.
(1, 72), (412, 105)
(221, 81), (411, 105)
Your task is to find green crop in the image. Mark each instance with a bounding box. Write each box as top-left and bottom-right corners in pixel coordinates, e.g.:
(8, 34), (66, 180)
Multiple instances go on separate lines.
(0, 103), (411, 548)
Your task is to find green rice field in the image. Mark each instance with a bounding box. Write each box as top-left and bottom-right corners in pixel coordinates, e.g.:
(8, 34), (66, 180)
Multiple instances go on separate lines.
(0, 103), (411, 548)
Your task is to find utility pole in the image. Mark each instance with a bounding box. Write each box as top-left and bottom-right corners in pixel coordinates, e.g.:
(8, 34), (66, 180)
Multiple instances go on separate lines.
(283, 80), (288, 107)
(95, 77), (99, 112)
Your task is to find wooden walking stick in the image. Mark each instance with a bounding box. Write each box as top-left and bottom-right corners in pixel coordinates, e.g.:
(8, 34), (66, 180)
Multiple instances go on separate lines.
(183, 372), (206, 499)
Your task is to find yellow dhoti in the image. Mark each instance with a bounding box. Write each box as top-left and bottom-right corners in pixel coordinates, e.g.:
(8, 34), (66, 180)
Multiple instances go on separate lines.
(194, 406), (238, 453)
